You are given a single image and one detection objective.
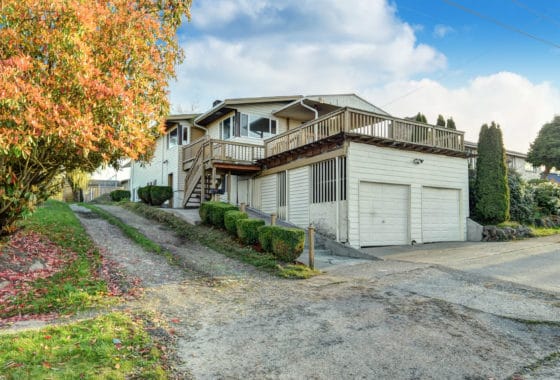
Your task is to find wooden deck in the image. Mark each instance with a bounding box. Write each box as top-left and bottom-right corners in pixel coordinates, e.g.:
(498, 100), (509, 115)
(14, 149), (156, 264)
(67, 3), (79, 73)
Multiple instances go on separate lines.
(182, 137), (265, 171)
(264, 107), (465, 158)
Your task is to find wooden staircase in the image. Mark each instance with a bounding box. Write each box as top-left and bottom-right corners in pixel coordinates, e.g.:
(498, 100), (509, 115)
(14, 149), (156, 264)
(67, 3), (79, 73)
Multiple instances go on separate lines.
(182, 143), (206, 208)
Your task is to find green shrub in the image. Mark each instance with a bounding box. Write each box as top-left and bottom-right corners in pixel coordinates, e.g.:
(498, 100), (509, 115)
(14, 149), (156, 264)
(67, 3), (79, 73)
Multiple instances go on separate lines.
(532, 181), (560, 216)
(149, 186), (172, 206)
(224, 210), (248, 235)
(199, 202), (238, 228)
(271, 227), (305, 262)
(209, 203), (238, 228)
(258, 225), (283, 252)
(474, 122), (510, 224)
(109, 189), (131, 202)
(237, 219), (265, 245)
(199, 202), (212, 224)
(137, 186), (151, 204)
(508, 170), (535, 224)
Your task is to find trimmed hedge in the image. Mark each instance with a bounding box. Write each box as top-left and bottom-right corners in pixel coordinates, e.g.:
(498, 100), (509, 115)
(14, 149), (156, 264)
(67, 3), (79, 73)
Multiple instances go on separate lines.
(110, 190), (131, 202)
(237, 219), (265, 245)
(150, 186), (172, 206)
(258, 225), (283, 252)
(224, 210), (248, 235)
(271, 228), (305, 262)
(137, 186), (151, 204)
(199, 201), (238, 228)
(137, 186), (172, 206)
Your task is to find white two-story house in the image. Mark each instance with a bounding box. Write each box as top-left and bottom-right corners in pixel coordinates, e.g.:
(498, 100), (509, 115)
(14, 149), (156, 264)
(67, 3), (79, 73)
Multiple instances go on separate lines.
(131, 94), (469, 248)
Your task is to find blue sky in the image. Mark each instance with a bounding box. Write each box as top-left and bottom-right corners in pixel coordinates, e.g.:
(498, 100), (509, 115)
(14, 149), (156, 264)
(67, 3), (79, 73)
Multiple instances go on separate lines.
(168, 0), (560, 151)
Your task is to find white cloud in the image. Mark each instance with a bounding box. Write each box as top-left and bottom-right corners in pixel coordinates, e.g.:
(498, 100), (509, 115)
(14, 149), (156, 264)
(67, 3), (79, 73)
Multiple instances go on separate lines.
(170, 0), (446, 110)
(365, 72), (560, 152)
(433, 24), (454, 38)
(169, 1), (560, 153)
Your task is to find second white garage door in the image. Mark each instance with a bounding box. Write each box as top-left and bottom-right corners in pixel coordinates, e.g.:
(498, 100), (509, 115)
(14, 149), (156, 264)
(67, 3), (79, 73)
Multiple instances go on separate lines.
(422, 187), (461, 243)
(359, 182), (409, 246)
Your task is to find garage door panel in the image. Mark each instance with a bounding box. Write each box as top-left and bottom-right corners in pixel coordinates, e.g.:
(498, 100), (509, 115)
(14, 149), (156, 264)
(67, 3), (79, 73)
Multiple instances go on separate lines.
(422, 187), (460, 242)
(360, 182), (409, 246)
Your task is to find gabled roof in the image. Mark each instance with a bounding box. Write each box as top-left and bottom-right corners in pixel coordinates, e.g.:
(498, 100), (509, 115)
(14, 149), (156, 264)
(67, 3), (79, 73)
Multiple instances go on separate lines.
(273, 93), (390, 121)
(195, 95), (303, 126)
(166, 113), (200, 122)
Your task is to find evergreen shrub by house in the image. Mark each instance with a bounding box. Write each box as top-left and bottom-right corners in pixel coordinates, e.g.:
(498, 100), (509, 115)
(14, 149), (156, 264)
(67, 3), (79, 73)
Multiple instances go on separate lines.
(474, 122), (510, 224)
(109, 189), (131, 202)
(271, 227), (305, 262)
(199, 201), (238, 228)
(508, 171), (535, 224)
(149, 186), (172, 206)
(237, 219), (265, 245)
(224, 210), (248, 235)
(258, 225), (283, 252)
(532, 181), (560, 216)
(137, 186), (151, 204)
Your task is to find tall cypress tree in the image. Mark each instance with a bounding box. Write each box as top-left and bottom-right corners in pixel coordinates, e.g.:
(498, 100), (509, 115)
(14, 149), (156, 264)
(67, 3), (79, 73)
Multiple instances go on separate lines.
(474, 122), (510, 224)
(436, 114), (446, 127)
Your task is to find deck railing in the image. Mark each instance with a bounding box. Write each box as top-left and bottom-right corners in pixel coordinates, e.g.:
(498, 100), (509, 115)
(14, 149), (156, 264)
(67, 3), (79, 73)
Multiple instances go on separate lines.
(264, 107), (465, 157)
(182, 138), (264, 167)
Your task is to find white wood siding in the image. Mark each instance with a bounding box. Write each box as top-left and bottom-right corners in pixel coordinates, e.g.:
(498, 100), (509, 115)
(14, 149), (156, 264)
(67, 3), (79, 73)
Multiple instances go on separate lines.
(288, 166), (309, 227)
(422, 187), (461, 242)
(359, 182), (409, 246)
(260, 175), (277, 214)
(238, 179), (249, 205)
(347, 142), (468, 247)
(251, 178), (262, 210)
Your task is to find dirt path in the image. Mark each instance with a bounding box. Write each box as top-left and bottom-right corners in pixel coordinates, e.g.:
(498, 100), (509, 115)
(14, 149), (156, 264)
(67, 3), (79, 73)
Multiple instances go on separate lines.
(71, 204), (560, 379)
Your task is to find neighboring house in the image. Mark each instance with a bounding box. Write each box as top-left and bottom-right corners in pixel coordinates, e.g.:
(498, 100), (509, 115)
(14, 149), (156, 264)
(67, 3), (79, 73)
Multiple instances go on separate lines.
(464, 141), (541, 181)
(131, 94), (470, 248)
(130, 113), (203, 208)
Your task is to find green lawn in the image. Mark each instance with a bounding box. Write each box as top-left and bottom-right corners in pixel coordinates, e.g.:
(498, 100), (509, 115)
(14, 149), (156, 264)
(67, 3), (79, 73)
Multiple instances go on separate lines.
(0, 312), (166, 379)
(1, 200), (109, 319)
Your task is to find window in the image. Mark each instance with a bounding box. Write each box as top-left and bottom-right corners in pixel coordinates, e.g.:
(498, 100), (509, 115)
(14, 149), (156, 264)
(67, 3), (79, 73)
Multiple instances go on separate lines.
(240, 113), (277, 139)
(312, 157), (346, 203)
(220, 116), (233, 140)
(181, 125), (189, 145)
(167, 127), (178, 148)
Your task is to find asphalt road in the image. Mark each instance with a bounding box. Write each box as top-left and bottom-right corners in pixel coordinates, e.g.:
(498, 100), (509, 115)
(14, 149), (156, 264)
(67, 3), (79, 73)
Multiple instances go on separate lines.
(361, 235), (560, 294)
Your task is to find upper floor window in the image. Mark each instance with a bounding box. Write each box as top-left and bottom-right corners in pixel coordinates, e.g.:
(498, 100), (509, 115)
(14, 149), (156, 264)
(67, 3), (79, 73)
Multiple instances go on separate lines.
(167, 127), (178, 148)
(240, 113), (277, 139)
(220, 116), (233, 140)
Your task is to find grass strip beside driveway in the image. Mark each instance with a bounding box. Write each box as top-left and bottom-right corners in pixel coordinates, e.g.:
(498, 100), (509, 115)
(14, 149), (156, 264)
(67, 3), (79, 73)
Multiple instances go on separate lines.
(122, 202), (319, 279)
(82, 204), (178, 266)
(0, 312), (167, 379)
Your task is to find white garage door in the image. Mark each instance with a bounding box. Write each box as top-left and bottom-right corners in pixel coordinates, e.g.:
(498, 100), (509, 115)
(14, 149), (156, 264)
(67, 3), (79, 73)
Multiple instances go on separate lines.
(359, 182), (409, 246)
(422, 187), (461, 242)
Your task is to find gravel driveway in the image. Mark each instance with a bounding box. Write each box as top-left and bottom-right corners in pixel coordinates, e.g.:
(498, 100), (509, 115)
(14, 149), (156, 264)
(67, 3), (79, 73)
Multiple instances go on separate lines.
(73, 205), (560, 379)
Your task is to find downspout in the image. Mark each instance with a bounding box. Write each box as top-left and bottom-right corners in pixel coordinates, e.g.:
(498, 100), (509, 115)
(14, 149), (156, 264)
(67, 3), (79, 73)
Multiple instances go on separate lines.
(300, 99), (319, 141)
(300, 99), (318, 120)
(335, 156), (340, 242)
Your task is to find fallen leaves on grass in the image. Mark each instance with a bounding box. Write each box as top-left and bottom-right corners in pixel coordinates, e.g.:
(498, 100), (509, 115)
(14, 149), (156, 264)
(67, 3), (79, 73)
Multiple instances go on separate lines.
(0, 231), (77, 317)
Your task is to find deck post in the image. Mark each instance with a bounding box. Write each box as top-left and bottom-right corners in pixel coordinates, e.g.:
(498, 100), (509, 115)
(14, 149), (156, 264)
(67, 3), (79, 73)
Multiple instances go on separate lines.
(308, 224), (315, 270)
(270, 213), (277, 226)
(240, 202), (246, 212)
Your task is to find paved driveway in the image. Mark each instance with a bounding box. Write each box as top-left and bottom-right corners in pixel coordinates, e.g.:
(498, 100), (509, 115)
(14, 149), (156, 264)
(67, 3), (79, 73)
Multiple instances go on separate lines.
(361, 235), (560, 293)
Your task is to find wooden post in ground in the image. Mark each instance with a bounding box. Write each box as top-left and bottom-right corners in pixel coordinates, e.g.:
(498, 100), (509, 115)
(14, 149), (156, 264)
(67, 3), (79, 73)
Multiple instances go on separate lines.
(270, 213), (277, 226)
(240, 202), (246, 212)
(308, 224), (315, 270)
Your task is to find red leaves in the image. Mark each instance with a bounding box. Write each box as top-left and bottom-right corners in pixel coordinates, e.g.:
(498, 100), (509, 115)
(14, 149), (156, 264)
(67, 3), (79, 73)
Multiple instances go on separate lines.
(0, 231), (76, 321)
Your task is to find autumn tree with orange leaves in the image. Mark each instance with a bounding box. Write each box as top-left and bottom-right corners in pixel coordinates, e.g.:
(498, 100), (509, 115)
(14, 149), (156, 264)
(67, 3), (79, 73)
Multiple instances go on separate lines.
(0, 0), (191, 234)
